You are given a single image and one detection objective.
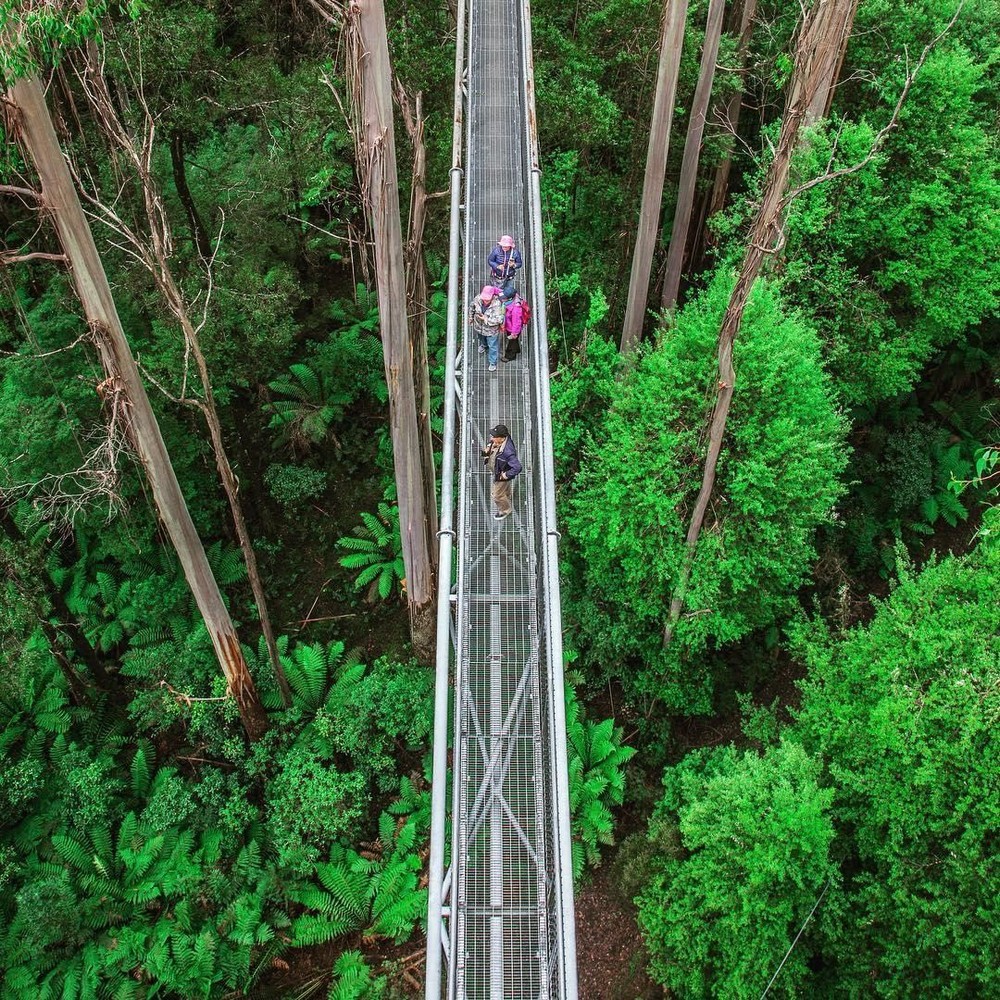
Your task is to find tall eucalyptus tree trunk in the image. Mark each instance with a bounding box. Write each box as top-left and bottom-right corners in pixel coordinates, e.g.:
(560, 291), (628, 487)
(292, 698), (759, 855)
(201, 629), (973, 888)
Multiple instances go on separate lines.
(346, 0), (437, 661)
(396, 83), (440, 575)
(6, 74), (269, 740)
(788, 0), (859, 122)
(621, 0), (689, 353)
(661, 0), (727, 311)
(664, 0), (861, 646)
(77, 44), (291, 708)
(703, 0), (758, 243)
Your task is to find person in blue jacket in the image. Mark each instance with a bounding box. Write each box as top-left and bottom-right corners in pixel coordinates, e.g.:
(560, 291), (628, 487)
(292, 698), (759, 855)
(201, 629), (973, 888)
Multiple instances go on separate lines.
(488, 235), (522, 297)
(482, 424), (522, 520)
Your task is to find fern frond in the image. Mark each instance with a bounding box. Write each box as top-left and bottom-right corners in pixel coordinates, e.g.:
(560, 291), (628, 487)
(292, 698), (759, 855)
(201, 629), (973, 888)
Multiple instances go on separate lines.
(131, 742), (152, 799)
(290, 913), (352, 946)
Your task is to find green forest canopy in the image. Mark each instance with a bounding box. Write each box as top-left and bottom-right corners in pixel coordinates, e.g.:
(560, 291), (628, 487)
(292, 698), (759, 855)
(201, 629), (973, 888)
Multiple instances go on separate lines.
(1, 0), (997, 995)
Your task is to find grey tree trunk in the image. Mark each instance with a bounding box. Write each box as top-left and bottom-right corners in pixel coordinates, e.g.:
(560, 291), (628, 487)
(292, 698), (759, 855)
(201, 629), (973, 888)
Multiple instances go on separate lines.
(788, 0), (859, 123)
(78, 47), (292, 708)
(348, 0), (437, 661)
(621, 0), (689, 353)
(664, 0), (860, 646)
(7, 74), (269, 740)
(661, 0), (727, 311)
(703, 0), (758, 241)
(397, 83), (440, 579)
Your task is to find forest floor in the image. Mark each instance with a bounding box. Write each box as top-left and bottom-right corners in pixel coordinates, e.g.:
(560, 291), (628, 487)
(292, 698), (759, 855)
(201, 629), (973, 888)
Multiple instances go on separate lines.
(573, 862), (663, 998)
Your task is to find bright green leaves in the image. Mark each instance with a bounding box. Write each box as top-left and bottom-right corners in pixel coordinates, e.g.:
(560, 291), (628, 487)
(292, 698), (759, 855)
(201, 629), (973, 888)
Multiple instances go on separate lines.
(779, 47), (1000, 409)
(565, 683), (636, 878)
(787, 518), (1000, 995)
(638, 517), (1000, 997)
(266, 362), (352, 453)
(0, 1), (145, 79)
(337, 502), (405, 602)
(564, 274), (848, 711)
(638, 740), (838, 999)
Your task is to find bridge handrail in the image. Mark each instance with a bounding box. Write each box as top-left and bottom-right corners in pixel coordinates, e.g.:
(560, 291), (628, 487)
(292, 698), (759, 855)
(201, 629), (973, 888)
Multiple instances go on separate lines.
(519, 1), (579, 994)
(425, 0), (468, 992)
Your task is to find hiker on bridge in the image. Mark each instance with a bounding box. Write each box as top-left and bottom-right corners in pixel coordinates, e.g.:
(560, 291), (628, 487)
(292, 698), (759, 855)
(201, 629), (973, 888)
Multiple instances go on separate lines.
(500, 287), (530, 362)
(482, 424), (522, 520)
(488, 235), (522, 297)
(470, 284), (504, 372)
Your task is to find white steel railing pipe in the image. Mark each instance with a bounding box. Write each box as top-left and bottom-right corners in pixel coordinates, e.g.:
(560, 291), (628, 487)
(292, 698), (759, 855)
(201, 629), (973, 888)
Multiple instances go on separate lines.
(425, 0), (468, 991)
(519, 0), (580, 995)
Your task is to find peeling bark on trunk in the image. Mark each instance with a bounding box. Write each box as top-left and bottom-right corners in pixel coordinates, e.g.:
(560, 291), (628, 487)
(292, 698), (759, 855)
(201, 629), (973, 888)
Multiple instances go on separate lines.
(621, 0), (689, 353)
(397, 83), (440, 573)
(6, 74), (268, 740)
(158, 267), (294, 708)
(661, 0), (727, 311)
(664, 0), (860, 647)
(788, 0), (859, 123)
(77, 50), (292, 708)
(348, 0), (436, 662)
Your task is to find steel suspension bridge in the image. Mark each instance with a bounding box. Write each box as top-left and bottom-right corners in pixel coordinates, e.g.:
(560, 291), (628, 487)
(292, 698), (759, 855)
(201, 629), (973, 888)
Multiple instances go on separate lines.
(424, 0), (579, 996)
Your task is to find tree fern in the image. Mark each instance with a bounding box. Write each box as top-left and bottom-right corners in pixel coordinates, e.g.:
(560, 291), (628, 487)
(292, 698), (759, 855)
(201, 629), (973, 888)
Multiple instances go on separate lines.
(266, 362), (353, 454)
(328, 950), (385, 1000)
(565, 685), (636, 878)
(286, 642), (330, 711)
(130, 742), (152, 799)
(290, 913), (349, 946)
(336, 503), (405, 601)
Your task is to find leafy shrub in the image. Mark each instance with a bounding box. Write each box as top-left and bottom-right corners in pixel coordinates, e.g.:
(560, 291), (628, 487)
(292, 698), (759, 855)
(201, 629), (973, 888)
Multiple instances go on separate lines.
(837, 399), (978, 574)
(264, 462), (328, 509)
(637, 741), (838, 999)
(2, 808), (287, 998)
(550, 330), (621, 480)
(788, 513), (1000, 996)
(287, 801), (428, 947)
(635, 514), (1000, 998)
(266, 750), (366, 875)
(313, 655), (434, 787)
(263, 299), (387, 456)
(328, 950), (386, 1000)
(266, 362), (353, 454)
(565, 274), (848, 711)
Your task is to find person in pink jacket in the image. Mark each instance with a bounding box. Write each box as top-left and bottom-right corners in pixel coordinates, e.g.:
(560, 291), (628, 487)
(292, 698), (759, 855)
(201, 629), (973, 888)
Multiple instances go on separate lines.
(501, 290), (530, 362)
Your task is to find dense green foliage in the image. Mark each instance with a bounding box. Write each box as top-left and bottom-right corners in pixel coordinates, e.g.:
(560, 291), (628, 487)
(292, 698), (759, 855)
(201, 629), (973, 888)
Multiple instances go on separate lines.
(637, 514), (1000, 997)
(638, 740), (838, 998)
(0, 639), (434, 996)
(565, 681), (636, 877)
(561, 275), (847, 712)
(1, 0), (997, 993)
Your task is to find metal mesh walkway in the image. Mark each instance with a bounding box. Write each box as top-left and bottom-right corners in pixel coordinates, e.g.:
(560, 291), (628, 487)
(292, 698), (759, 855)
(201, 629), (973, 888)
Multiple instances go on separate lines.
(426, 0), (578, 997)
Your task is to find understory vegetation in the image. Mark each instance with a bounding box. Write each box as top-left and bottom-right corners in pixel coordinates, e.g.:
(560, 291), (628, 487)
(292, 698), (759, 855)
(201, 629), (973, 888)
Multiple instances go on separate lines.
(1, 0), (998, 996)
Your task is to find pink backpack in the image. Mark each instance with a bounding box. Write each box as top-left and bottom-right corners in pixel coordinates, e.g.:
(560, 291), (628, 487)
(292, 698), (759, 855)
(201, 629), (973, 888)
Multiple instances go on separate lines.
(504, 296), (531, 337)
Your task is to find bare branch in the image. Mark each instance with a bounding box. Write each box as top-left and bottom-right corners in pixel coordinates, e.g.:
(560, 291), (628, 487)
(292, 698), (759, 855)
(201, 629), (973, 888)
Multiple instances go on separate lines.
(193, 209), (225, 337)
(0, 250), (67, 265)
(307, 0), (345, 24)
(782, 1), (965, 204)
(0, 183), (41, 201)
(0, 331), (90, 359)
(6, 378), (132, 527)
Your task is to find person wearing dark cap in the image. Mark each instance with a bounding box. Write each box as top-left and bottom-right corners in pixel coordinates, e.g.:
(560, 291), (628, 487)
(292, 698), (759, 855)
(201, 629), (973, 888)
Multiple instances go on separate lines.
(488, 235), (522, 298)
(482, 424), (522, 520)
